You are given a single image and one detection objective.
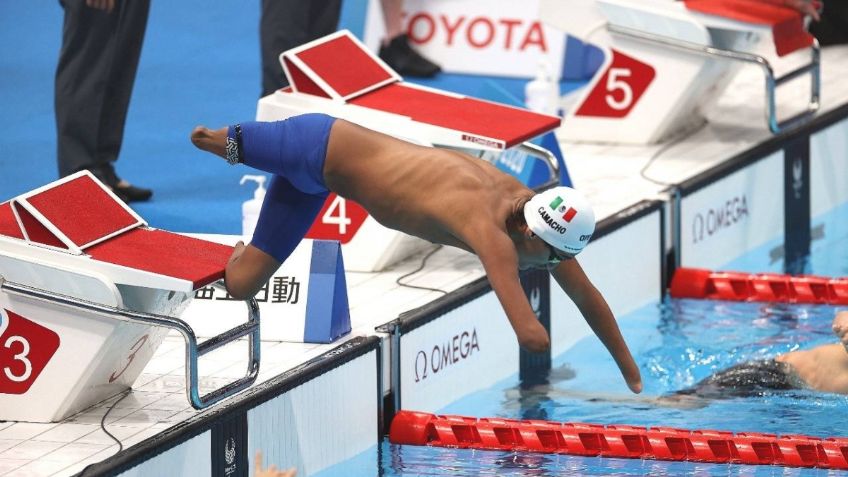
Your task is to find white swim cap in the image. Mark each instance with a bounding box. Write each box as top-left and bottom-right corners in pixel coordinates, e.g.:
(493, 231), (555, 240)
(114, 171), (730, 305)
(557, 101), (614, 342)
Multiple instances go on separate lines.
(522, 186), (596, 257)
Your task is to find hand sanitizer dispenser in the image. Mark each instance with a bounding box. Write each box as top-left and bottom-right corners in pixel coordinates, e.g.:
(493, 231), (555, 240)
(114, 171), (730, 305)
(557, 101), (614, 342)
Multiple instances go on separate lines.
(240, 175), (267, 240)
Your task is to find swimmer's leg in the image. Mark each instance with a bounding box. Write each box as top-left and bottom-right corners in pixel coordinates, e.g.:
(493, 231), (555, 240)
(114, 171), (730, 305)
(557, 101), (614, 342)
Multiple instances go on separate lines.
(250, 176), (327, 263)
(191, 114), (335, 195)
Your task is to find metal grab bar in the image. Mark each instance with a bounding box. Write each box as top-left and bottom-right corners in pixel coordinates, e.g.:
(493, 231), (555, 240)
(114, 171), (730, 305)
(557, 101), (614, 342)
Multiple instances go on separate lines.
(608, 23), (821, 134)
(0, 277), (260, 409)
(517, 141), (561, 183)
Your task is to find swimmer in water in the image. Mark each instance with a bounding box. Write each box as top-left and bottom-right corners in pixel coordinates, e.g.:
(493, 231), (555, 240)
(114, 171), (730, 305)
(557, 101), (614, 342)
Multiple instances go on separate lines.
(191, 114), (642, 393)
(674, 309), (848, 399)
(502, 310), (848, 410)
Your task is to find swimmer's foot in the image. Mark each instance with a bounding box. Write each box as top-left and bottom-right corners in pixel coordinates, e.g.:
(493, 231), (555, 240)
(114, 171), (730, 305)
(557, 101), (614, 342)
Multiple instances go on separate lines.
(191, 126), (229, 160)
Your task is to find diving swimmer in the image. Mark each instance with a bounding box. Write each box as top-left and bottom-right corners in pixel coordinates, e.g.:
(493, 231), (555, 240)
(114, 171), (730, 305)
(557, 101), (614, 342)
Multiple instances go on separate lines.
(190, 113), (642, 394)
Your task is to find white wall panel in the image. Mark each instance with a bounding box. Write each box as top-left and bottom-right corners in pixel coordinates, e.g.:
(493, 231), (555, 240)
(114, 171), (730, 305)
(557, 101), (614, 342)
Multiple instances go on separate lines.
(247, 351), (378, 477)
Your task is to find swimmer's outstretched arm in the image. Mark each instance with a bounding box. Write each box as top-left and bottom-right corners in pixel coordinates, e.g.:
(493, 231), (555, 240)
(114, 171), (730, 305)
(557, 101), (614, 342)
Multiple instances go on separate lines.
(468, 228), (551, 353)
(549, 260), (643, 394)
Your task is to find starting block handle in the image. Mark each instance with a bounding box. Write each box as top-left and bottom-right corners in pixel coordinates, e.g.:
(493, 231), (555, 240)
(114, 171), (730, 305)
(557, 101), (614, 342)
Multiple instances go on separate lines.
(766, 40), (820, 133)
(0, 276), (260, 410)
(187, 281), (261, 409)
(517, 142), (560, 183)
(607, 24), (821, 135)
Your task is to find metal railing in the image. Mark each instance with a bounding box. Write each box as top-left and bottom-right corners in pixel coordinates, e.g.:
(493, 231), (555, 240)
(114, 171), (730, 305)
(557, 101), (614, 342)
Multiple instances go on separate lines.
(0, 277), (260, 409)
(608, 23), (820, 134)
(518, 141), (561, 183)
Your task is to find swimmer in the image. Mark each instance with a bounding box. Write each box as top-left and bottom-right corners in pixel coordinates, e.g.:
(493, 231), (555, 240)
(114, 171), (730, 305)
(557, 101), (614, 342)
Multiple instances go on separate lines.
(191, 114), (642, 393)
(660, 309), (848, 406)
(676, 309), (848, 398)
(503, 310), (848, 410)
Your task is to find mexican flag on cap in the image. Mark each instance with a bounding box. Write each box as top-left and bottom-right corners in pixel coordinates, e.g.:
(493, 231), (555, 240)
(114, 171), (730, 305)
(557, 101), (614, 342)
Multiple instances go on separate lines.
(549, 196), (577, 223)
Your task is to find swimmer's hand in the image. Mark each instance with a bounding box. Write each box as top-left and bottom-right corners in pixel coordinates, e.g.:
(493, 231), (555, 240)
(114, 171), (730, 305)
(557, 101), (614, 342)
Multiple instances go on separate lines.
(254, 451), (296, 477)
(619, 354), (643, 394)
(515, 320), (551, 353)
(833, 311), (848, 350)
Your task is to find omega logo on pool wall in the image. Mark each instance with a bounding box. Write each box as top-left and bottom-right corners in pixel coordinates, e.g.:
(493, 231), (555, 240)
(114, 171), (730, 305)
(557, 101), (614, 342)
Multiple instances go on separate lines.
(692, 194), (749, 244)
(414, 328), (480, 382)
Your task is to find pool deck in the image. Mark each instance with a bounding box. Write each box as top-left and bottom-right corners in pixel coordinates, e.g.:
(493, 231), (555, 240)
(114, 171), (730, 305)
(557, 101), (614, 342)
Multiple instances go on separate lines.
(1, 45), (847, 477)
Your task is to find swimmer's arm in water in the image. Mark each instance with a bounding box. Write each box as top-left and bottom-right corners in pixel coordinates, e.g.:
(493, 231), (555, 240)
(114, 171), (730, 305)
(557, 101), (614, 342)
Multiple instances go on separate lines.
(467, 228), (551, 353)
(779, 311), (848, 394)
(549, 259), (643, 394)
(224, 241), (282, 299)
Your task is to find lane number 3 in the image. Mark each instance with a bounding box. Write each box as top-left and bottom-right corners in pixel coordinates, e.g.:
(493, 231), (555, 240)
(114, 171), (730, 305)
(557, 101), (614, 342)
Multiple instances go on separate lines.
(3, 335), (32, 383)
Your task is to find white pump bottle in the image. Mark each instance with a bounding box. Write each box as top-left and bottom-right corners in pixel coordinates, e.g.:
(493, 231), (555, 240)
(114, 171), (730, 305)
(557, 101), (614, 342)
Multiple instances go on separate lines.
(240, 175), (267, 240)
(524, 60), (559, 116)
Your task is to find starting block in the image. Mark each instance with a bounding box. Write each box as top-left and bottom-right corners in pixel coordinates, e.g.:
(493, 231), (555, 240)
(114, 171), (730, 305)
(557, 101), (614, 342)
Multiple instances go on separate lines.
(541, 0), (820, 144)
(182, 236), (351, 344)
(256, 30), (563, 272)
(0, 172), (260, 422)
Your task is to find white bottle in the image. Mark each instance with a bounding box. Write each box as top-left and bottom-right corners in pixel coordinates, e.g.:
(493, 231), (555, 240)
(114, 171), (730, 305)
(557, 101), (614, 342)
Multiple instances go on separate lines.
(525, 61), (559, 116)
(240, 175), (267, 240)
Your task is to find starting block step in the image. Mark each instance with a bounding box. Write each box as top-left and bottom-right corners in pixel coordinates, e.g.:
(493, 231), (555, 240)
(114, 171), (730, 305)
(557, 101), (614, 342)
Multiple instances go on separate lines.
(182, 235), (351, 344)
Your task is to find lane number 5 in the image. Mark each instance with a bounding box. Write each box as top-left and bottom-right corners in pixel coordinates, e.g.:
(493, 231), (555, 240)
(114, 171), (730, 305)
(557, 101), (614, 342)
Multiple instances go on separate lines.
(605, 68), (633, 111)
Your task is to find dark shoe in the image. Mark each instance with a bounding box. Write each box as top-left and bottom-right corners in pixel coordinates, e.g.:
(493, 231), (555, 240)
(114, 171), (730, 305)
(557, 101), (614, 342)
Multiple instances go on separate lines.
(111, 180), (153, 203)
(379, 34), (441, 78)
(82, 165), (152, 203)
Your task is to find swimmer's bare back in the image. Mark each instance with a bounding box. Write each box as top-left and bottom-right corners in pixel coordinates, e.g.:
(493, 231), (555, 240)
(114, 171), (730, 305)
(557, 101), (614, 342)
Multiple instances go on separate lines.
(323, 120), (549, 351)
(323, 119), (534, 250)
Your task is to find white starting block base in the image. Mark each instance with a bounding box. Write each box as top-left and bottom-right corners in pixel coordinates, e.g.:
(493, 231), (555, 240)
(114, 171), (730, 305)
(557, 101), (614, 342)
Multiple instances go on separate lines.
(0, 245), (485, 476)
(562, 45), (848, 218)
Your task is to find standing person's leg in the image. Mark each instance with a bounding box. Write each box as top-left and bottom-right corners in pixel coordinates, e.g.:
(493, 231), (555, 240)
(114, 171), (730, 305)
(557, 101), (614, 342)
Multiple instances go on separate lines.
(55, 0), (151, 201)
(377, 0), (441, 78)
(810, 2), (848, 46)
(98, 0), (152, 201)
(55, 0), (119, 179)
(379, 0), (404, 40)
(260, 0), (310, 96)
(306, 0), (341, 39)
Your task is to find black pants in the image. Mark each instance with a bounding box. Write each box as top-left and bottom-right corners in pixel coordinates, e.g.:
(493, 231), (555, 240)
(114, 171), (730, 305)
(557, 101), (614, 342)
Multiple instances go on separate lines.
(811, 3), (848, 46)
(260, 0), (341, 97)
(55, 0), (150, 181)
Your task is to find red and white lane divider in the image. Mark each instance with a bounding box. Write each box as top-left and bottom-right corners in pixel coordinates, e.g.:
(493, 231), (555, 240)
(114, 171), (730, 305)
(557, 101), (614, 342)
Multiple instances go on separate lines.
(670, 268), (848, 305)
(389, 410), (848, 470)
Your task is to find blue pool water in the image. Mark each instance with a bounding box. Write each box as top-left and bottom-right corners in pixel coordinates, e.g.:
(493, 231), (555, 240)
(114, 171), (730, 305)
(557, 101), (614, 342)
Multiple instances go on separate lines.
(323, 205), (848, 476)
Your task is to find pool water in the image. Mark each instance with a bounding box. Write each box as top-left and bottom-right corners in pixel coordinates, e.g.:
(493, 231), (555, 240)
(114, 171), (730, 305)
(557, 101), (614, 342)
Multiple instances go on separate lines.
(320, 206), (848, 476)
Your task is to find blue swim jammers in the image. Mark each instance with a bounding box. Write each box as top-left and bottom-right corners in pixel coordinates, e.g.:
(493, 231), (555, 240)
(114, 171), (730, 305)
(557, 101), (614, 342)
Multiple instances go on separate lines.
(229, 113), (337, 263)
